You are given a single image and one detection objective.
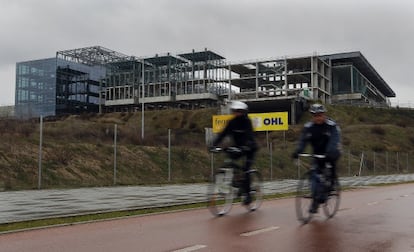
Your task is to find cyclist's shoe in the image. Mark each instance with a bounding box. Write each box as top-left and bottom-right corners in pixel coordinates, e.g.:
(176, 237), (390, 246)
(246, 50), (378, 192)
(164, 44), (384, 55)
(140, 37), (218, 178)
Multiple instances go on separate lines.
(242, 194), (252, 205)
(318, 196), (327, 204)
(237, 189), (243, 197)
(309, 201), (318, 213)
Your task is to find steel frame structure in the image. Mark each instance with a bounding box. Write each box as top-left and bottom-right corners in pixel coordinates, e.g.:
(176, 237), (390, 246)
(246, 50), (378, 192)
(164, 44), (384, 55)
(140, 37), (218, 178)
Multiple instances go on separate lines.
(57, 46), (132, 66)
(77, 48), (394, 123)
(15, 46), (396, 122)
(103, 49), (229, 111)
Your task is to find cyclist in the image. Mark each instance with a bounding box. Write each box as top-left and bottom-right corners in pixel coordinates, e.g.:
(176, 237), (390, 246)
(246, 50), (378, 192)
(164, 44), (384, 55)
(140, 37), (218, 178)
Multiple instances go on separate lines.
(210, 100), (258, 205)
(292, 103), (341, 213)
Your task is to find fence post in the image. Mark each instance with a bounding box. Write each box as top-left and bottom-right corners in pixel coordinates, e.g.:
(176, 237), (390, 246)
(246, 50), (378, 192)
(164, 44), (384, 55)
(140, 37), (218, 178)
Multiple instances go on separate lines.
(396, 152), (399, 173)
(38, 115), (43, 190)
(266, 131), (269, 151)
(113, 124), (117, 185)
(407, 152), (409, 173)
(359, 152), (364, 176)
(348, 149), (351, 176)
(386, 152), (388, 174)
(270, 142), (273, 180)
(211, 153), (214, 179)
(373, 151), (376, 175)
(168, 129), (171, 181)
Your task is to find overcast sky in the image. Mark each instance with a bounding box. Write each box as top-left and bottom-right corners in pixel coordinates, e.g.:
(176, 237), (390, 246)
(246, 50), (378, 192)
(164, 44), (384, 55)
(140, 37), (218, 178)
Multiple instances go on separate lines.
(1, 0), (413, 106)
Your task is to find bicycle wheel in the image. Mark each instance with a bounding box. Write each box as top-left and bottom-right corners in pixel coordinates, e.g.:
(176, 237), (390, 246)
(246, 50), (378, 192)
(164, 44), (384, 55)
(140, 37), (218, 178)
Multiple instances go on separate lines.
(323, 178), (341, 219)
(245, 170), (263, 212)
(295, 171), (313, 224)
(207, 169), (234, 216)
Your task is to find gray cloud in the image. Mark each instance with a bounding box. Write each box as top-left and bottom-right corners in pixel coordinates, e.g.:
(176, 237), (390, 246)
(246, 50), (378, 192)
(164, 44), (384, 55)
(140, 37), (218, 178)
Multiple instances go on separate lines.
(1, 0), (413, 105)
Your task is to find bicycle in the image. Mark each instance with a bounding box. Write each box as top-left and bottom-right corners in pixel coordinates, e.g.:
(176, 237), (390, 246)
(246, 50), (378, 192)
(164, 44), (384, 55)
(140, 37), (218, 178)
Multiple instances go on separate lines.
(295, 153), (341, 224)
(207, 146), (263, 216)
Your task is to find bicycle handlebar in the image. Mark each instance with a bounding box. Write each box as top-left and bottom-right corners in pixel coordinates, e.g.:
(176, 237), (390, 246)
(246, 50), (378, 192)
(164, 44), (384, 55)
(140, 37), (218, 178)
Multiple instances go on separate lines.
(209, 146), (243, 154)
(209, 146), (223, 153)
(298, 153), (326, 159)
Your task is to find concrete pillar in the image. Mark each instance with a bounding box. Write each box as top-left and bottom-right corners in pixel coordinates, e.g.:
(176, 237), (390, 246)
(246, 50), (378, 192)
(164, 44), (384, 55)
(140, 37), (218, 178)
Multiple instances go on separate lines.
(311, 56), (314, 99)
(327, 58), (332, 104)
(351, 66), (354, 93)
(256, 62), (259, 98)
(284, 57), (288, 96)
(228, 64), (232, 100)
(290, 99), (296, 125)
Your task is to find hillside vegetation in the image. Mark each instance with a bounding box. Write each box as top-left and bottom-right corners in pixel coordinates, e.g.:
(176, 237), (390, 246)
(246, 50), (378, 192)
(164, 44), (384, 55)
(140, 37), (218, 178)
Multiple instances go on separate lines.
(0, 105), (413, 190)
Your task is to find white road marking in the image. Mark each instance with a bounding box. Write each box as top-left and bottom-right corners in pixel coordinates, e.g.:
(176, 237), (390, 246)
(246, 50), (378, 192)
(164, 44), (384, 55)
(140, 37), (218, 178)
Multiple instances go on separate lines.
(367, 201), (378, 206)
(401, 194), (409, 197)
(240, 226), (280, 237)
(171, 245), (207, 252)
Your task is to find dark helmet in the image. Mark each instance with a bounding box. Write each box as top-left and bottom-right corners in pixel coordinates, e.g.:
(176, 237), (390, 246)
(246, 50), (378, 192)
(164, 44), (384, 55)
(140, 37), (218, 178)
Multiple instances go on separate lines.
(309, 103), (327, 114)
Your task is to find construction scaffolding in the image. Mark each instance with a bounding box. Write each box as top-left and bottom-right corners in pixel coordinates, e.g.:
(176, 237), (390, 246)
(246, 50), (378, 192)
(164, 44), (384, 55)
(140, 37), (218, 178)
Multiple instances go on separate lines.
(56, 46), (133, 114)
(57, 46), (132, 66)
(102, 49), (229, 111)
(55, 46), (394, 117)
(97, 49), (393, 123)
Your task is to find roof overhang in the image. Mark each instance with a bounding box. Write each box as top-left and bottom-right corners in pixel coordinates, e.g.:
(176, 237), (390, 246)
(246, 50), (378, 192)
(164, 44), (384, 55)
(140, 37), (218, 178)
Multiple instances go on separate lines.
(323, 52), (395, 97)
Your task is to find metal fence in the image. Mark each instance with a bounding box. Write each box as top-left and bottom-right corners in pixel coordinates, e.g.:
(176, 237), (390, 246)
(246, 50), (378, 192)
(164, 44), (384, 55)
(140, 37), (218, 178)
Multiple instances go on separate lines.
(341, 150), (412, 177)
(0, 117), (412, 191)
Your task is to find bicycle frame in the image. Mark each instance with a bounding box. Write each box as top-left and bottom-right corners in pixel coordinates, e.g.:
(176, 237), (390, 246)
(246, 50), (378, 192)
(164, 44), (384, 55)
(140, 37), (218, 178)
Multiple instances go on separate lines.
(211, 147), (245, 187)
(297, 153), (326, 178)
(208, 146), (263, 216)
(298, 153), (331, 196)
(295, 153), (341, 223)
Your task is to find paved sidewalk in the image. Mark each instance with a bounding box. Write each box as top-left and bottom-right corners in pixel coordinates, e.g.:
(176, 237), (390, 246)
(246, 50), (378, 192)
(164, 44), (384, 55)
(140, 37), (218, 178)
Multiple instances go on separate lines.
(1, 174), (414, 224)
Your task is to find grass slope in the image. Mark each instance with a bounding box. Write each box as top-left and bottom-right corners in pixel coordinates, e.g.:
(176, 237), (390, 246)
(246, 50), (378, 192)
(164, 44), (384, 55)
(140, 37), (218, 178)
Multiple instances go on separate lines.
(0, 105), (413, 190)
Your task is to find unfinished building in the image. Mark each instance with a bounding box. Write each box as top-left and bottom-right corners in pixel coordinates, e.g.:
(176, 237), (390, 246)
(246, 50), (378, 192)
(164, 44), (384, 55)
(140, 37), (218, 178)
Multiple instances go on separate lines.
(103, 49), (228, 112)
(15, 46), (395, 123)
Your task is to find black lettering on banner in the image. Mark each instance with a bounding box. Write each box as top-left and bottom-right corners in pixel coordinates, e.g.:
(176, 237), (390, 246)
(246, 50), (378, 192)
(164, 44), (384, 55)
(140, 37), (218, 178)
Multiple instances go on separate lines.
(263, 117), (284, 125)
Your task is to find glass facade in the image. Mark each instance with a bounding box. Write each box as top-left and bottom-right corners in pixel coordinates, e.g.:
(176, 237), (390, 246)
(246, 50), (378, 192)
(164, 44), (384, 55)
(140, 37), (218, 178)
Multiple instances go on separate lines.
(15, 58), (57, 119)
(352, 67), (368, 95)
(332, 65), (351, 95)
(56, 59), (105, 114)
(332, 65), (373, 96)
(331, 64), (384, 103)
(15, 58), (106, 119)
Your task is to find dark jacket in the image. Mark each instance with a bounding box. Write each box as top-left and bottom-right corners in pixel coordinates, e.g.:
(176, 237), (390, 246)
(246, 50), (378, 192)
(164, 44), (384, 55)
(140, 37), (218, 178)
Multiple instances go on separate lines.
(295, 118), (341, 159)
(213, 114), (258, 151)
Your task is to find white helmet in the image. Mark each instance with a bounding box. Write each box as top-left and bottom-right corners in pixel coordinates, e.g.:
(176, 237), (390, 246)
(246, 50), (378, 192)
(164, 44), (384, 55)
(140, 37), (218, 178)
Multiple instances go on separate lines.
(230, 101), (248, 111)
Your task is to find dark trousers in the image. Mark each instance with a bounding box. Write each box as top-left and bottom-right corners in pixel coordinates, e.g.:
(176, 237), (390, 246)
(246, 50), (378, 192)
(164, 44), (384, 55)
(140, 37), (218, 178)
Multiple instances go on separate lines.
(243, 150), (256, 193)
(314, 157), (339, 188)
(310, 156), (339, 207)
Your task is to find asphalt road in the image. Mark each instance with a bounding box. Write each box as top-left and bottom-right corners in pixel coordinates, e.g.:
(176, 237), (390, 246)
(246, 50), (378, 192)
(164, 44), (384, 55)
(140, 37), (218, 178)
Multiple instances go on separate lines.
(1, 174), (414, 224)
(1, 183), (414, 251)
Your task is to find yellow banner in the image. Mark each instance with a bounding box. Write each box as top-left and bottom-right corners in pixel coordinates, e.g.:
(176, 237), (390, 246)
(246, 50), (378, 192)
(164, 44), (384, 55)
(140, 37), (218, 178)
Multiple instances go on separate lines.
(212, 115), (234, 133)
(212, 112), (288, 133)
